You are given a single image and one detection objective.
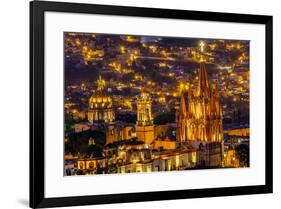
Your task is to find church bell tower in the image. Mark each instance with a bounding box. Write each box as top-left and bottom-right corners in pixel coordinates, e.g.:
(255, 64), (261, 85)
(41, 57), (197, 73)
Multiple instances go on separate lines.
(135, 92), (155, 145)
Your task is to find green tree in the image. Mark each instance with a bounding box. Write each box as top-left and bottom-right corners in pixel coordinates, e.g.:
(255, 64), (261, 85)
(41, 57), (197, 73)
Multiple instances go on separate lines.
(65, 113), (75, 134)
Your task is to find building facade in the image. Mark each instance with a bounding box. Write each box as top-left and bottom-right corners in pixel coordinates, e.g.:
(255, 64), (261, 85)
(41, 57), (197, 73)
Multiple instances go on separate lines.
(116, 144), (197, 173)
(104, 123), (135, 145)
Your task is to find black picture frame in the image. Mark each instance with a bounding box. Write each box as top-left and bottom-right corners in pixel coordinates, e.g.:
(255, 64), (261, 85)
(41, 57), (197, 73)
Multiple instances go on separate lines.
(30, 1), (273, 208)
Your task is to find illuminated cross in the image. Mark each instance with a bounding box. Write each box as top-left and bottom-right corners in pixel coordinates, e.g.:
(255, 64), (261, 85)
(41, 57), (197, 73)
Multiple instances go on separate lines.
(199, 41), (205, 53)
(97, 75), (105, 91)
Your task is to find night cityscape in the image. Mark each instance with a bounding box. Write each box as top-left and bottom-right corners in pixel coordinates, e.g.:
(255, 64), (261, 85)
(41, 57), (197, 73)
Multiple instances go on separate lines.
(64, 32), (250, 176)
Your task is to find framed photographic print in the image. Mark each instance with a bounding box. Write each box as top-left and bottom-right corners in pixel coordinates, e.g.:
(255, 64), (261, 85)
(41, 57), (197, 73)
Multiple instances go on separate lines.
(30, 0), (273, 208)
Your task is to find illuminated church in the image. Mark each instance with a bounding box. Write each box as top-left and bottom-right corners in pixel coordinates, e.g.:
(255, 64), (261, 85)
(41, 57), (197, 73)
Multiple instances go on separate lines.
(176, 41), (224, 167)
(88, 75), (115, 124)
